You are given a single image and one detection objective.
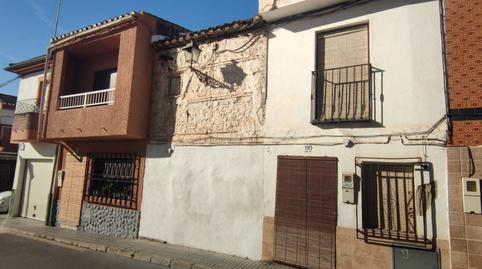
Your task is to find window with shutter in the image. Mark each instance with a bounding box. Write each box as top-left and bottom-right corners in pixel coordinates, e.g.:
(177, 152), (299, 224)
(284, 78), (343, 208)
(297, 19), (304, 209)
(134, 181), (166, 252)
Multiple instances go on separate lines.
(312, 25), (374, 123)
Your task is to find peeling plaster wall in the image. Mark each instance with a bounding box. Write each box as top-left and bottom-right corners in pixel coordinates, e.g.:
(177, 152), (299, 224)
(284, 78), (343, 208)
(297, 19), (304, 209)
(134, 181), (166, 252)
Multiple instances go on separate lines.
(150, 30), (267, 144)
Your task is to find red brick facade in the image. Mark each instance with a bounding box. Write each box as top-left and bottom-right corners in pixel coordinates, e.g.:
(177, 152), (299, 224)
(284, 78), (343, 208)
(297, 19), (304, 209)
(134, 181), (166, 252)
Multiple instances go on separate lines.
(445, 0), (482, 110)
(445, 0), (482, 147)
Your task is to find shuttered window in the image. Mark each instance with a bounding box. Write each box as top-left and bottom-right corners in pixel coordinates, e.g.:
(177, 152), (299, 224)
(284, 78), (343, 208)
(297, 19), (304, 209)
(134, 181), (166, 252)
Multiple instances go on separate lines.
(313, 25), (372, 122)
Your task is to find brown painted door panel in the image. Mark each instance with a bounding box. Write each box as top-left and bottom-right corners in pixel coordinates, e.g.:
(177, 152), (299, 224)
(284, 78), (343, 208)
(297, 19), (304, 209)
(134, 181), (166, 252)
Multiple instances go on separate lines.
(274, 156), (337, 269)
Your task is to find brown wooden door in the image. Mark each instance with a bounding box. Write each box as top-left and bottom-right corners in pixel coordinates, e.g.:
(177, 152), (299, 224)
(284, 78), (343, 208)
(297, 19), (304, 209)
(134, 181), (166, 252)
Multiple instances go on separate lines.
(274, 156), (338, 269)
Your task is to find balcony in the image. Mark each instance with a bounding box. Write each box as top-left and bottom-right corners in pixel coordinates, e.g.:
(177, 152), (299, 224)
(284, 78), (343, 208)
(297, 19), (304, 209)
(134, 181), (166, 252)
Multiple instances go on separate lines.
(311, 64), (380, 123)
(11, 99), (40, 142)
(44, 16), (156, 141)
(59, 88), (115, 110)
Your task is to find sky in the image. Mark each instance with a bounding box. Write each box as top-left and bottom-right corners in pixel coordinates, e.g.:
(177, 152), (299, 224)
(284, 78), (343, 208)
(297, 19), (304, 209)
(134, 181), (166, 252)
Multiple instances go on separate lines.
(0, 0), (258, 96)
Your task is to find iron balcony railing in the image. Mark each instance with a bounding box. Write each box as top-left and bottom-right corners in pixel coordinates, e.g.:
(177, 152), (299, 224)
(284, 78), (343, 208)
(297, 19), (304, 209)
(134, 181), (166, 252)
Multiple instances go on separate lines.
(59, 88), (115, 110)
(312, 63), (376, 123)
(15, 98), (40, 115)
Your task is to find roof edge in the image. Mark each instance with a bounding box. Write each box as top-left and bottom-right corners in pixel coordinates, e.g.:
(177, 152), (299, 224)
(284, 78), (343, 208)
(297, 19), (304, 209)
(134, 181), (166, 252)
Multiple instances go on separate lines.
(4, 55), (46, 76)
(153, 16), (266, 50)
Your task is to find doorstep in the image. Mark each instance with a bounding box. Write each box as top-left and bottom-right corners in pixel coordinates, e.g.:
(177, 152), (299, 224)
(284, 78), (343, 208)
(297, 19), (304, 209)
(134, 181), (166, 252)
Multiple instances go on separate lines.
(0, 217), (293, 269)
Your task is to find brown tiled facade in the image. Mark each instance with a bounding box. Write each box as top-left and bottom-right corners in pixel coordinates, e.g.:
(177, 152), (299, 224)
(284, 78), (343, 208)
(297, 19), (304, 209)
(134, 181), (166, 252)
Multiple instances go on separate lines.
(445, 0), (482, 268)
(445, 0), (482, 110)
(451, 120), (482, 146)
(447, 147), (482, 269)
(445, 0), (482, 147)
(57, 151), (87, 227)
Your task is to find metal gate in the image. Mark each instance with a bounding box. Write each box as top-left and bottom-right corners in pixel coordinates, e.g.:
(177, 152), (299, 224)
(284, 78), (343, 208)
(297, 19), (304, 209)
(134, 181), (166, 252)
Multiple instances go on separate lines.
(274, 156), (338, 269)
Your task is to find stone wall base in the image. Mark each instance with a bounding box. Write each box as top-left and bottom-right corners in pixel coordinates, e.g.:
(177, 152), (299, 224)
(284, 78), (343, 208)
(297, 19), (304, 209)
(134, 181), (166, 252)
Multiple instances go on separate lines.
(79, 202), (140, 239)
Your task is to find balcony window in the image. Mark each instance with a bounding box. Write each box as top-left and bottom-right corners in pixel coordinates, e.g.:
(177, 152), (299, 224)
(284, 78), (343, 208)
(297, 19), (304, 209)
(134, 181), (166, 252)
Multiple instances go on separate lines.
(312, 24), (375, 123)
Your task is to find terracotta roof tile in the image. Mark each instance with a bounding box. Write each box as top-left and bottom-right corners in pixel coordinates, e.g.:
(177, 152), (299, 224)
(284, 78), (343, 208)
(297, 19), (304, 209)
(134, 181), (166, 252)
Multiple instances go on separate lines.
(50, 11), (137, 44)
(153, 16), (265, 49)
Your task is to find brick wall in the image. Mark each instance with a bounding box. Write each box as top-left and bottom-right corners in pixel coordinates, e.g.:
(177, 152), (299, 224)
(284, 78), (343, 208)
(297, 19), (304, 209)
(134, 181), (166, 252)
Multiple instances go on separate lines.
(445, 0), (482, 110)
(57, 151), (87, 227)
(447, 147), (482, 268)
(445, 0), (482, 147)
(452, 120), (482, 146)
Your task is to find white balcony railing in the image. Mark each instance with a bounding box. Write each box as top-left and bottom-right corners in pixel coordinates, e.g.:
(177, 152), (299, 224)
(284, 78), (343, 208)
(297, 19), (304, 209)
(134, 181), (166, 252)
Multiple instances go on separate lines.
(59, 88), (115, 110)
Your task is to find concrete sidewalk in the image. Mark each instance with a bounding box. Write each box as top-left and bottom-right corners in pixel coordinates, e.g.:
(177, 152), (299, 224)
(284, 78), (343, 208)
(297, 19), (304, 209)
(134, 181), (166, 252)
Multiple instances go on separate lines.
(0, 217), (292, 269)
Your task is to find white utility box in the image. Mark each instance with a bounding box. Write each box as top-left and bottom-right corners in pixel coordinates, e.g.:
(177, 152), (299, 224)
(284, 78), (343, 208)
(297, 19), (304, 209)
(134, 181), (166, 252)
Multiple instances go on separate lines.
(463, 177), (481, 214)
(342, 174), (355, 204)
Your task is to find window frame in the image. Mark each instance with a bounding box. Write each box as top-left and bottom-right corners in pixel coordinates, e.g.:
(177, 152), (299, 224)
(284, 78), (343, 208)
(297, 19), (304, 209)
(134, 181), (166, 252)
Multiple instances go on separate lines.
(312, 23), (373, 124)
(359, 161), (434, 249)
(83, 153), (140, 210)
(166, 70), (182, 97)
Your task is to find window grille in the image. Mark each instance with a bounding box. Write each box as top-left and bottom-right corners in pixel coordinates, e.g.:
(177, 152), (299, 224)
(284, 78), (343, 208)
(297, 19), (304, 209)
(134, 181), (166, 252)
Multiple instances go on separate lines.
(361, 162), (433, 248)
(84, 153), (140, 209)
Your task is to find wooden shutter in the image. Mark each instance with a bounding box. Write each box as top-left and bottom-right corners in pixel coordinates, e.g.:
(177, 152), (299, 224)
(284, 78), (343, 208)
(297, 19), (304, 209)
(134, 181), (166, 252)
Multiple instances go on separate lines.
(274, 156), (338, 269)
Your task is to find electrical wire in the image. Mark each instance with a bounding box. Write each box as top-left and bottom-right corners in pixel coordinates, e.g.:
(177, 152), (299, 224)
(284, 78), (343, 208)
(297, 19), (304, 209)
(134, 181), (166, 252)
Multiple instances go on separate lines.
(0, 76), (20, 89)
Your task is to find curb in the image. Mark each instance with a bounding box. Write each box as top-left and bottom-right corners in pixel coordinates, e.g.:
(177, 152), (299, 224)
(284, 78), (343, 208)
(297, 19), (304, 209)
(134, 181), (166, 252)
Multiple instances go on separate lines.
(5, 228), (216, 269)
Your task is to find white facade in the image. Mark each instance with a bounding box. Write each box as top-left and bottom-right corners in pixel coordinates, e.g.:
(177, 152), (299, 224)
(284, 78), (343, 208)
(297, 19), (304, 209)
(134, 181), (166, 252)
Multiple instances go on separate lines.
(143, 0), (449, 262)
(9, 71), (57, 219)
(141, 144), (265, 259)
(263, 0), (449, 250)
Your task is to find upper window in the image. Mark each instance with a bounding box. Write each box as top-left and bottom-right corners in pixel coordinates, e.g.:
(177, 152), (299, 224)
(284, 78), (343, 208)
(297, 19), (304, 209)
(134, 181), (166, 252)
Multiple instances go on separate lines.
(167, 73), (181, 97)
(312, 25), (372, 123)
(93, 68), (117, 91)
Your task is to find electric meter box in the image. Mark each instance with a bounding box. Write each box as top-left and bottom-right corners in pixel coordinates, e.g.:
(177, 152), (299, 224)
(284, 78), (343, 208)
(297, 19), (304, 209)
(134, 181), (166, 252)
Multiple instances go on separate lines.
(342, 174), (355, 204)
(462, 177), (481, 214)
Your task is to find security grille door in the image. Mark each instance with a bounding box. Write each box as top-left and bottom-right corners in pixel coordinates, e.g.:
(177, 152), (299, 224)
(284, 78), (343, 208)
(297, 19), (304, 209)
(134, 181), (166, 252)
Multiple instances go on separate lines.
(274, 156), (338, 269)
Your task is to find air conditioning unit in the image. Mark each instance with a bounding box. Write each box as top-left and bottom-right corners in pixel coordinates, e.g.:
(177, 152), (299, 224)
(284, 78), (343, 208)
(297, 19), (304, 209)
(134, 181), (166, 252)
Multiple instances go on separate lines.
(462, 178), (481, 214)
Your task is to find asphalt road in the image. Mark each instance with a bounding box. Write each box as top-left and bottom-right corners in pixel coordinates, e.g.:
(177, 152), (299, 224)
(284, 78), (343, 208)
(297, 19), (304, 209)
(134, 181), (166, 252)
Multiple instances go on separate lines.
(0, 233), (167, 269)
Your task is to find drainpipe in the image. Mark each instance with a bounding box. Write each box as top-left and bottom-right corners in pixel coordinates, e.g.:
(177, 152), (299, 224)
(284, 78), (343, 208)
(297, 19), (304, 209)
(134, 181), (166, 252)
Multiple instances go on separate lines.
(37, 48), (51, 141)
(438, 0), (452, 144)
(45, 143), (61, 226)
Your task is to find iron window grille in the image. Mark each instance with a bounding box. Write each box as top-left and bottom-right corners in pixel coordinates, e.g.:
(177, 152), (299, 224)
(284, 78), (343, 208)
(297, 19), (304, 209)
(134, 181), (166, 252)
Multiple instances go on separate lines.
(312, 64), (378, 123)
(84, 153), (140, 209)
(360, 162), (434, 249)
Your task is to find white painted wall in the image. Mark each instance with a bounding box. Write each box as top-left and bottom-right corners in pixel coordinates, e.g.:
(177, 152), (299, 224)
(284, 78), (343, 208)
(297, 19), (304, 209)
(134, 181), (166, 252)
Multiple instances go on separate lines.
(141, 0), (449, 260)
(264, 0), (449, 240)
(16, 71), (43, 101)
(266, 0), (446, 138)
(9, 71), (56, 216)
(140, 144), (265, 259)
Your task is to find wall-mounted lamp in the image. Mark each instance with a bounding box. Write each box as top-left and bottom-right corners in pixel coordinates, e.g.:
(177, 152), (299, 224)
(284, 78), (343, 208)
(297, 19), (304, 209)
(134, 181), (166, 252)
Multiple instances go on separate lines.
(182, 42), (201, 67)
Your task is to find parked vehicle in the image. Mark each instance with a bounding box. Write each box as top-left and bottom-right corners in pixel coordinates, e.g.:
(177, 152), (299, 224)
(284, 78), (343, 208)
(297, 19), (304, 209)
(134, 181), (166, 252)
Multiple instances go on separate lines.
(0, 191), (11, 213)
